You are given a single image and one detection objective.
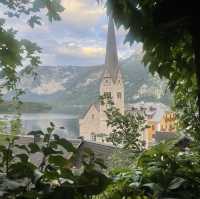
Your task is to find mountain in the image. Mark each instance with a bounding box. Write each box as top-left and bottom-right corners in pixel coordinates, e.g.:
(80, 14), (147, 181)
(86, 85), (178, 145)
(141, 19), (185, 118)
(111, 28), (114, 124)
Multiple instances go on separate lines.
(7, 56), (172, 114)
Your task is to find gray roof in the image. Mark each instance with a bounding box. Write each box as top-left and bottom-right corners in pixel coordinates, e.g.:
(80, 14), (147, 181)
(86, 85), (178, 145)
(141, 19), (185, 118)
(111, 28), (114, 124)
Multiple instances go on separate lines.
(104, 15), (120, 82)
(153, 131), (178, 143)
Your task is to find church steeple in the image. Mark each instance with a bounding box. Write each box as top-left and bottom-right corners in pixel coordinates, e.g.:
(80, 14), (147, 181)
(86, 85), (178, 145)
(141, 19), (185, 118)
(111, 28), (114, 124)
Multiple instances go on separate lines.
(105, 15), (120, 82)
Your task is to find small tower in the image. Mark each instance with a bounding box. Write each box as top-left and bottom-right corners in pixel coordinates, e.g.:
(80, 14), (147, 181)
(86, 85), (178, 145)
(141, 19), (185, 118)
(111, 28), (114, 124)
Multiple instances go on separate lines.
(99, 15), (125, 135)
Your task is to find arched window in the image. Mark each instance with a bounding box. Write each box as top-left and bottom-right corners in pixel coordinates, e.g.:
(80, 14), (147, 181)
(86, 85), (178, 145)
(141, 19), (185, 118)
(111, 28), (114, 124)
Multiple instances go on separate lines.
(117, 92), (122, 99)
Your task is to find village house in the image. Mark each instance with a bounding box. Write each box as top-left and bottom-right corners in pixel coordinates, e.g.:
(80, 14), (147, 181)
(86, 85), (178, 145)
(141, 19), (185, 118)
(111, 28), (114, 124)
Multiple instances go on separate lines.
(127, 102), (177, 147)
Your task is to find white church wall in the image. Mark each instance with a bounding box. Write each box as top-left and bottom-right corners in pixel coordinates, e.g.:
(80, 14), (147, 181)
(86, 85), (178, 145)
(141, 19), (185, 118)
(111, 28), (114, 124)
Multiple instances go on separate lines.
(79, 105), (100, 140)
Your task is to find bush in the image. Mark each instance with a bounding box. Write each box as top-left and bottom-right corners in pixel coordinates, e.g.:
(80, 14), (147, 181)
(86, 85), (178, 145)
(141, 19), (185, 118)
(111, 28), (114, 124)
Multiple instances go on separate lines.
(0, 123), (110, 199)
(97, 140), (200, 199)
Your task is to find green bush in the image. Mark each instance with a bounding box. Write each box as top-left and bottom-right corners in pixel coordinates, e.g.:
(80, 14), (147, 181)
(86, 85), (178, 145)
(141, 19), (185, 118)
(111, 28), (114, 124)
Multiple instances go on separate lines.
(97, 140), (200, 199)
(0, 123), (110, 199)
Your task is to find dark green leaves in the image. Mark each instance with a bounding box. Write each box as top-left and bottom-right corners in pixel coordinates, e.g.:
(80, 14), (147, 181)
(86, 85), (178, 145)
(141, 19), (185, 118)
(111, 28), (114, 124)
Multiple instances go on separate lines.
(168, 177), (186, 190)
(53, 135), (76, 153)
(0, 0), (64, 102)
(48, 155), (70, 167)
(0, 124), (110, 198)
(104, 96), (146, 152)
(28, 143), (40, 153)
(28, 16), (42, 28)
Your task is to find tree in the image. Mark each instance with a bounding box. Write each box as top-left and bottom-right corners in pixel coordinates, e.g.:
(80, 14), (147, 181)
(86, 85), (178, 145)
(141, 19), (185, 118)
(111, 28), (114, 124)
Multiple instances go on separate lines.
(105, 0), (200, 117)
(102, 96), (146, 152)
(0, 0), (64, 100)
(173, 80), (200, 142)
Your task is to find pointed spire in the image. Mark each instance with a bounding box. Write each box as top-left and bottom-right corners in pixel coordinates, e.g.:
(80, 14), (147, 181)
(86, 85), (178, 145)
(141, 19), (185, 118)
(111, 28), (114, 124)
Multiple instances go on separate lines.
(105, 15), (119, 82)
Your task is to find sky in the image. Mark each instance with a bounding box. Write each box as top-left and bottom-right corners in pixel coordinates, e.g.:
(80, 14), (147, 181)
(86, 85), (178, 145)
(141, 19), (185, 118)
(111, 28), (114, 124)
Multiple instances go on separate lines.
(1, 0), (142, 66)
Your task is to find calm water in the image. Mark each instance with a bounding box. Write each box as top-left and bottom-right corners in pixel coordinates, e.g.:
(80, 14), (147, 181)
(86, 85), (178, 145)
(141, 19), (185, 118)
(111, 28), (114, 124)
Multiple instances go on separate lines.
(0, 113), (79, 139)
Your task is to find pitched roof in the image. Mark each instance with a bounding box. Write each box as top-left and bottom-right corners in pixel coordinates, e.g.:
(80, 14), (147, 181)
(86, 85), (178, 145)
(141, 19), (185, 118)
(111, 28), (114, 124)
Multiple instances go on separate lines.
(79, 141), (116, 161)
(80, 102), (100, 119)
(104, 15), (120, 82)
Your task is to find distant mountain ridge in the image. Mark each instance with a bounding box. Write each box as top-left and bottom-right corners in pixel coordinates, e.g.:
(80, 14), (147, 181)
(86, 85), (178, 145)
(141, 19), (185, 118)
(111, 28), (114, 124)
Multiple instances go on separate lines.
(7, 55), (171, 114)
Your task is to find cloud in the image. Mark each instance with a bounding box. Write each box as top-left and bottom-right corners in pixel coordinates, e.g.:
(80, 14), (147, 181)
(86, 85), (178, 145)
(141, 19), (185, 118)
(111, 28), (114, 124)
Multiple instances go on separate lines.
(32, 80), (65, 95)
(61, 0), (105, 28)
(0, 0), (142, 66)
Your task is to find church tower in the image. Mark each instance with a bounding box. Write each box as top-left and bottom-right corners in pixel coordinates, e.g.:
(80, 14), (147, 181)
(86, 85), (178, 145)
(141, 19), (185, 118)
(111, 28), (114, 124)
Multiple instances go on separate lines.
(79, 15), (124, 141)
(99, 16), (125, 135)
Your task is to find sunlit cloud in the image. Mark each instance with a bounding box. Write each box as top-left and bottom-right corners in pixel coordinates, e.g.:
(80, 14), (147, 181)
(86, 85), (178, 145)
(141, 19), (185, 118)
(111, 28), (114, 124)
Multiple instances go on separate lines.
(57, 43), (105, 59)
(82, 47), (105, 57)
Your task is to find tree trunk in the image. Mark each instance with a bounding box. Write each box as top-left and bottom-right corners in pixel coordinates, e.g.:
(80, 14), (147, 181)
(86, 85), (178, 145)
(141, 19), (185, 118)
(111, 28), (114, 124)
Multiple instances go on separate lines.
(191, 28), (200, 119)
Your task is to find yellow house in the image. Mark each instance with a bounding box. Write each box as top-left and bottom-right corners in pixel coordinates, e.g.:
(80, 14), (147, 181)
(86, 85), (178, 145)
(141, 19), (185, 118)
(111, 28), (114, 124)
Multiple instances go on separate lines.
(146, 111), (176, 147)
(159, 111), (176, 132)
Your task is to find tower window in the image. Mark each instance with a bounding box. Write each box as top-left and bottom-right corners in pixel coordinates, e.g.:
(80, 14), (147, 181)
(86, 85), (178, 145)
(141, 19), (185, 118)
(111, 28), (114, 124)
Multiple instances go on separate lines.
(104, 92), (111, 98)
(104, 78), (111, 85)
(91, 133), (96, 141)
(117, 92), (122, 99)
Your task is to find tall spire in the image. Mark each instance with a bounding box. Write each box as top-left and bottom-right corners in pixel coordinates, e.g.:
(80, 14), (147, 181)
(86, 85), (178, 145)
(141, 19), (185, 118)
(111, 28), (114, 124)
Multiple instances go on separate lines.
(105, 15), (119, 82)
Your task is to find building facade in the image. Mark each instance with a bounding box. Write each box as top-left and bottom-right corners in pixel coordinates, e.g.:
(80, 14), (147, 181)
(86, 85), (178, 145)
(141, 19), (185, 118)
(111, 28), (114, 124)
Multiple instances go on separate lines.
(79, 16), (124, 142)
(127, 102), (177, 148)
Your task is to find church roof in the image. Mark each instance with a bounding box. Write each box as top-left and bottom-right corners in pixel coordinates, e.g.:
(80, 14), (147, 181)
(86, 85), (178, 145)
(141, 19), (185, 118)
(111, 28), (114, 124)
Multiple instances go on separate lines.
(80, 102), (100, 119)
(104, 15), (120, 82)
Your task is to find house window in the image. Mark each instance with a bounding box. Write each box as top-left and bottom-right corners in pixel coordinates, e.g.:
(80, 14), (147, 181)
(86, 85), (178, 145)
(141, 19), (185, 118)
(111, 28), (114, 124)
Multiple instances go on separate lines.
(117, 92), (122, 99)
(91, 133), (96, 141)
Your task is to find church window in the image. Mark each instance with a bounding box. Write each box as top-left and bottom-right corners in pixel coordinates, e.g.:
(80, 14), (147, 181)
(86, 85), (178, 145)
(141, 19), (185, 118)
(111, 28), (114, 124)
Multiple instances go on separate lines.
(104, 78), (111, 85)
(91, 133), (96, 141)
(117, 92), (122, 99)
(92, 114), (95, 119)
(104, 92), (111, 98)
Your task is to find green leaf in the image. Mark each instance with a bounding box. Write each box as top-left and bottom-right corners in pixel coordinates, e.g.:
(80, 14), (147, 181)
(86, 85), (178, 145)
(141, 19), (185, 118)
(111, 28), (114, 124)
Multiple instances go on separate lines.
(48, 155), (70, 167)
(28, 15), (42, 28)
(53, 135), (76, 153)
(47, 127), (54, 134)
(16, 153), (29, 162)
(42, 146), (62, 156)
(28, 143), (40, 153)
(8, 162), (36, 178)
(168, 177), (186, 190)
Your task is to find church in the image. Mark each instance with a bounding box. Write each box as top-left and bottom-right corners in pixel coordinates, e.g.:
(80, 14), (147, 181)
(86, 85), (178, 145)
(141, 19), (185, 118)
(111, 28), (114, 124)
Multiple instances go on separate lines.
(79, 16), (125, 142)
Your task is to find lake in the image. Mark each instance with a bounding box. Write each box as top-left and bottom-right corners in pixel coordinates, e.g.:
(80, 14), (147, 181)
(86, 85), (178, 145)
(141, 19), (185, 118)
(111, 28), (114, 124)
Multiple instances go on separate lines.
(0, 113), (79, 139)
